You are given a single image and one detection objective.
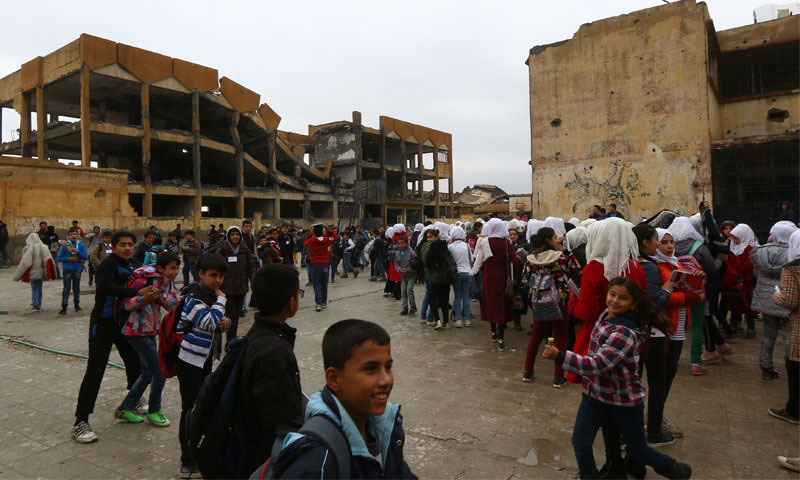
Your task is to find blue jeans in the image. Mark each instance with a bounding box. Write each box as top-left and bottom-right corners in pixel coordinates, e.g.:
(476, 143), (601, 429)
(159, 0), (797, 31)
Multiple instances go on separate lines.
(572, 396), (673, 477)
(420, 280), (434, 321)
(183, 261), (197, 285)
(310, 263), (329, 306)
(401, 275), (416, 310)
(119, 336), (165, 413)
(452, 273), (472, 321)
(31, 279), (43, 308)
(61, 269), (81, 308)
(1, 239), (8, 261)
(371, 256), (386, 279)
(330, 257), (338, 280)
(356, 250), (366, 268)
(342, 252), (354, 273)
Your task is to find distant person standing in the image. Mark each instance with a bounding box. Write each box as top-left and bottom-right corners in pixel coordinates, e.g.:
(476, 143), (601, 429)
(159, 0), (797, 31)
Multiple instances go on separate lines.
(37, 221), (48, 245)
(56, 227), (88, 315)
(607, 203), (625, 220)
(0, 218), (9, 264)
(780, 201), (798, 225)
(133, 232), (155, 267)
(72, 220), (85, 240)
(277, 223), (296, 267)
(181, 230), (202, 284)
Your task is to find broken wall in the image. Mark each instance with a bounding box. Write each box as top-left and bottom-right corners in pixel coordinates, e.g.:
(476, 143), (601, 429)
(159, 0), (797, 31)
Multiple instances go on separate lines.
(528, 1), (713, 220)
(313, 126), (359, 185)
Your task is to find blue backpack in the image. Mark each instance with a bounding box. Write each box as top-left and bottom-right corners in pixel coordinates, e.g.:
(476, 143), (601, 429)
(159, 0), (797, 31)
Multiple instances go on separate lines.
(530, 271), (563, 322)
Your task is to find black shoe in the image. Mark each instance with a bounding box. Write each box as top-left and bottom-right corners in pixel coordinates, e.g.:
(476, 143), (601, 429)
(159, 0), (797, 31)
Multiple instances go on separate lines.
(400, 309), (408, 315)
(769, 407), (800, 425)
(369, 277), (377, 282)
(553, 377), (567, 388)
(58, 307), (67, 315)
(659, 460), (691, 479)
(497, 340), (506, 351)
(330, 278), (335, 283)
(762, 369), (779, 379)
(597, 460), (627, 479)
(522, 371), (533, 382)
(623, 455), (647, 480)
(491, 332), (498, 342)
(647, 432), (676, 448)
(74, 306), (82, 312)
(409, 307), (417, 315)
(513, 322), (522, 331)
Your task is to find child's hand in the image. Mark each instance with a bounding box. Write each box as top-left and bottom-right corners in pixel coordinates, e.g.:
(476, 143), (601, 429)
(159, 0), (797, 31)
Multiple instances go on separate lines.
(215, 288), (225, 297)
(543, 345), (560, 360)
(218, 317), (230, 331)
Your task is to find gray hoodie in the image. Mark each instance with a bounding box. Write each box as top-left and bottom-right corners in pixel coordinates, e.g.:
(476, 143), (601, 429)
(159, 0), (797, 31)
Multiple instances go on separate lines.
(750, 243), (789, 317)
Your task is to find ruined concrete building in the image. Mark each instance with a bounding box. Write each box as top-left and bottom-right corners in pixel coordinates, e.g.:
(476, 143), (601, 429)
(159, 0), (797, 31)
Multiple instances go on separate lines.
(0, 34), (454, 242)
(527, 0), (799, 237)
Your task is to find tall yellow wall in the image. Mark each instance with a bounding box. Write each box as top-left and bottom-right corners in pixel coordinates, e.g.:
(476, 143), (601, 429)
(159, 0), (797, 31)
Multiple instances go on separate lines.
(715, 94), (800, 141)
(528, 0), (713, 220)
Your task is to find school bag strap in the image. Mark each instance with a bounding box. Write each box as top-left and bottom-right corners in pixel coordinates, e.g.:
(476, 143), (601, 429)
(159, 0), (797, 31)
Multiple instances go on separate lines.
(688, 240), (703, 256)
(298, 414), (352, 479)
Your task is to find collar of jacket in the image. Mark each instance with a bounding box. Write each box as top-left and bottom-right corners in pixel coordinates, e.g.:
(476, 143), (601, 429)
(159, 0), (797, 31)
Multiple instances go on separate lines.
(284, 385), (400, 467)
(222, 240), (251, 255)
(252, 313), (297, 347)
(181, 281), (217, 307)
(601, 310), (643, 332)
(527, 249), (561, 265)
(111, 253), (134, 271)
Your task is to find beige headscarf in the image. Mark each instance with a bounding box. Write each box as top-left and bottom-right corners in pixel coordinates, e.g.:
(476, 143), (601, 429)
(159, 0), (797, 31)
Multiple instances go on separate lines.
(585, 217), (639, 281)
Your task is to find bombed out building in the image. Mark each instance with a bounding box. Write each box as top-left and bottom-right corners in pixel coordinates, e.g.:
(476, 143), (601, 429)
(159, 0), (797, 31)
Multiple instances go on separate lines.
(0, 34), (454, 245)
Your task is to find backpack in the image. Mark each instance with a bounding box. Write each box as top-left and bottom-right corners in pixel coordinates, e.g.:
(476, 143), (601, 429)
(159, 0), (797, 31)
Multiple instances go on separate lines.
(158, 299), (187, 378)
(530, 271), (563, 322)
(113, 275), (155, 330)
(249, 414), (351, 480)
(676, 241), (706, 300)
(186, 337), (251, 479)
(355, 236), (367, 251)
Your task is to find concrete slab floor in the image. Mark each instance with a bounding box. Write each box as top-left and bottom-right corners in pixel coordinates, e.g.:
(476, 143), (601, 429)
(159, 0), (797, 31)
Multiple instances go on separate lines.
(0, 265), (798, 479)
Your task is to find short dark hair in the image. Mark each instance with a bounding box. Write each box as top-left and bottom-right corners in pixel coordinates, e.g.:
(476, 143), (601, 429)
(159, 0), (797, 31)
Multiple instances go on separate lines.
(168, 231), (177, 238)
(144, 232), (155, 239)
(101, 231), (112, 238)
(610, 203), (617, 208)
(397, 235), (408, 244)
(152, 237), (163, 246)
(474, 221), (483, 229)
(249, 264), (299, 315)
(197, 253), (227, 274)
(112, 231), (136, 246)
(68, 227), (79, 234)
(322, 319), (391, 370)
(185, 229), (195, 236)
(156, 251), (180, 268)
(209, 232), (224, 244)
(243, 219), (253, 226)
(632, 223), (657, 251)
(269, 228), (278, 234)
(426, 229), (440, 238)
(72, 220), (79, 224)
(39, 221), (47, 227)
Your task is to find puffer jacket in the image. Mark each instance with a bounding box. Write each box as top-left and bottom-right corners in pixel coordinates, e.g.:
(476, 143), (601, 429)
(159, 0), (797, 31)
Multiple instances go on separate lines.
(121, 264), (178, 336)
(751, 243), (790, 317)
(773, 260), (800, 361)
(14, 233), (53, 282)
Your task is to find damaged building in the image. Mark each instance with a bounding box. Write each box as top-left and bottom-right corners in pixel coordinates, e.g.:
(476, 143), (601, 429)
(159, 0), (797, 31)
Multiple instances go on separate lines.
(0, 34), (454, 246)
(526, 0), (799, 238)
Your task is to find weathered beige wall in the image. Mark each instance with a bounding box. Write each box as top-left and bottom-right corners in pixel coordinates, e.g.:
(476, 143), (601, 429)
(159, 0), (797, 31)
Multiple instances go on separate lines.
(715, 95), (800, 140)
(528, 1), (714, 220)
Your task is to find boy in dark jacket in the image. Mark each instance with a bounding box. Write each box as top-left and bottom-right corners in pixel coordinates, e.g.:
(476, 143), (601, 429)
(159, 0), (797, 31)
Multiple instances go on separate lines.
(369, 229), (387, 282)
(215, 226), (257, 344)
(236, 264), (305, 477)
(271, 319), (416, 480)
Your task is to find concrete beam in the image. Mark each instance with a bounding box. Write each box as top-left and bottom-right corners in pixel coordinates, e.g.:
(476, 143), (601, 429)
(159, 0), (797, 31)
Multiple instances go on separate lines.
(118, 43), (172, 84)
(219, 77), (259, 112)
(173, 58), (218, 92)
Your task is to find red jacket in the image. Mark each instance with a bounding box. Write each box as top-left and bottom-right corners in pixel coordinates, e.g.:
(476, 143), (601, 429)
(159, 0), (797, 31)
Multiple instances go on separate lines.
(657, 261), (702, 334)
(305, 228), (338, 265)
(566, 259), (645, 384)
(721, 245), (756, 314)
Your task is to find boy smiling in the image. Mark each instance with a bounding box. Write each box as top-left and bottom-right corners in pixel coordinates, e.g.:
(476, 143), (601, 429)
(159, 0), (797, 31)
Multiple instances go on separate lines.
(272, 319), (416, 479)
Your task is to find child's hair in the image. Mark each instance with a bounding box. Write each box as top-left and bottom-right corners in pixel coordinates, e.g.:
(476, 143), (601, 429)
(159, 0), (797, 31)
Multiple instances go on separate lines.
(249, 264), (300, 315)
(397, 235), (408, 244)
(322, 319), (391, 370)
(198, 253), (228, 274)
(101, 231), (113, 239)
(152, 237), (163, 246)
(269, 228), (278, 235)
(144, 231), (155, 239)
(243, 219), (253, 227)
(530, 227), (556, 253)
(68, 227), (78, 234)
(185, 229), (195, 236)
(632, 223), (657, 253)
(209, 232), (224, 244)
(426, 229), (439, 238)
(607, 277), (671, 332)
(111, 231), (136, 246)
(156, 251), (180, 269)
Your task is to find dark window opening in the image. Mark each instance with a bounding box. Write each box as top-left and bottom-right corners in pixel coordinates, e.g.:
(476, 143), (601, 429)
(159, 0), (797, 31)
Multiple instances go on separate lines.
(712, 140), (799, 243)
(202, 196), (237, 218)
(718, 41), (800, 99)
(279, 199), (304, 219)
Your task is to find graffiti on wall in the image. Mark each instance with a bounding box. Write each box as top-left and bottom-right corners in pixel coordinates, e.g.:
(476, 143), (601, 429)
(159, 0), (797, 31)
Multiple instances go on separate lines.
(563, 160), (649, 214)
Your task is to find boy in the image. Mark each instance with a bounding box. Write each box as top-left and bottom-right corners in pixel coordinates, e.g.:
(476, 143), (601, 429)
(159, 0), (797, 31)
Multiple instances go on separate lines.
(72, 231), (156, 444)
(89, 231), (113, 283)
(277, 223), (296, 267)
(115, 252), (180, 426)
(369, 229), (387, 282)
(394, 236), (417, 315)
(181, 230), (202, 284)
(133, 231), (155, 267)
(214, 226), (257, 344)
(176, 254), (230, 475)
(57, 226), (88, 315)
(165, 231), (181, 255)
(340, 231), (357, 278)
(235, 264), (305, 476)
(305, 224), (338, 312)
(270, 319), (416, 479)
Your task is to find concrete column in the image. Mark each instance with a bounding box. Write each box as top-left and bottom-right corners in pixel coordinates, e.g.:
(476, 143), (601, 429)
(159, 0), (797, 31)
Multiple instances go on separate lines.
(400, 140), (407, 200)
(80, 66), (91, 167)
(191, 89), (202, 229)
(36, 87), (46, 160)
(17, 93), (31, 157)
(229, 111), (244, 219)
(141, 83), (152, 217)
(434, 146), (440, 219)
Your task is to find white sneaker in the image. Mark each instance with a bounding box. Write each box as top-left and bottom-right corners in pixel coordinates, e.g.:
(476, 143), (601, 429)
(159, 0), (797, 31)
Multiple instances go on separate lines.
(465, 319), (472, 327)
(71, 421), (98, 444)
(134, 398), (149, 416)
(454, 320), (464, 328)
(779, 456), (800, 472)
(433, 321), (444, 330)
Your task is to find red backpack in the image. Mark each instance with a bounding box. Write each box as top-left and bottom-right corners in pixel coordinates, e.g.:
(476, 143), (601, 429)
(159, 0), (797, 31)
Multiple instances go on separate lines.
(158, 299), (188, 378)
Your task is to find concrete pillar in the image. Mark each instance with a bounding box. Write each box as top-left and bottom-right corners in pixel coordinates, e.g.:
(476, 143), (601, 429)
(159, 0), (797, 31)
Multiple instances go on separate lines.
(434, 146), (440, 219)
(141, 83), (152, 217)
(191, 89), (202, 230)
(36, 87), (46, 160)
(80, 66), (91, 167)
(17, 93), (31, 157)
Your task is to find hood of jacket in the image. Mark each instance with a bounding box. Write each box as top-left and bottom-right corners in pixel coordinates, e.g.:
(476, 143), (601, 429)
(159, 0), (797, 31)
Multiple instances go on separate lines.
(26, 232), (44, 247)
(601, 310), (644, 334)
(751, 243), (788, 274)
(526, 249), (562, 266)
(284, 386), (400, 467)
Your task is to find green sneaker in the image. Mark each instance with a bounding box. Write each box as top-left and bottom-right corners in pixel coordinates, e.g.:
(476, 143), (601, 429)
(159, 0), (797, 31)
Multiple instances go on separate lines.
(114, 409), (144, 423)
(147, 410), (171, 427)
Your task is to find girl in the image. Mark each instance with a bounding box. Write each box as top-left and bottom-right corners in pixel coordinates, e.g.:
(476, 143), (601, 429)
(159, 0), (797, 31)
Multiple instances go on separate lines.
(471, 218), (520, 351)
(425, 229), (451, 330)
(522, 227), (580, 386)
(448, 227), (473, 328)
(508, 227), (530, 254)
(115, 252), (180, 426)
(724, 223), (759, 339)
(13, 233), (56, 312)
(543, 278), (692, 479)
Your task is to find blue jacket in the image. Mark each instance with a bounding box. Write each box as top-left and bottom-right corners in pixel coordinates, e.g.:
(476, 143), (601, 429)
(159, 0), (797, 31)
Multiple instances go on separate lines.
(56, 241), (87, 271)
(272, 386), (416, 479)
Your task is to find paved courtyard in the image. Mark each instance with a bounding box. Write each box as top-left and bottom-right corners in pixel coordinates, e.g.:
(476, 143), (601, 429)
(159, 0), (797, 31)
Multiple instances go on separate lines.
(0, 265), (797, 479)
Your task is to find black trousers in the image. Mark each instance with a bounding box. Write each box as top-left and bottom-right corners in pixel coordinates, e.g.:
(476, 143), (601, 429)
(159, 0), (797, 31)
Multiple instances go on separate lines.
(703, 315), (725, 352)
(429, 282), (450, 323)
(74, 316), (141, 422)
(224, 294), (245, 344)
(787, 358), (799, 419)
(177, 357), (213, 465)
(640, 337), (667, 437)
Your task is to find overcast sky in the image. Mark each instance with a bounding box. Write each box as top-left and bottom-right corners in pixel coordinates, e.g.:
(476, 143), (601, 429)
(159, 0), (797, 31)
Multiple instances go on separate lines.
(1, 0), (762, 194)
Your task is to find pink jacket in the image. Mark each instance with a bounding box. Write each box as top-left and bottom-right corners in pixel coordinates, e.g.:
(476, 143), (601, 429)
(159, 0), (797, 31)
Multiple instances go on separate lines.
(121, 265), (178, 336)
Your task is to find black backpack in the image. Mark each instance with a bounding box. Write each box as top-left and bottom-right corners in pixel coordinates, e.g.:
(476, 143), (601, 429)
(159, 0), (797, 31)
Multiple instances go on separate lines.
(186, 337), (251, 479)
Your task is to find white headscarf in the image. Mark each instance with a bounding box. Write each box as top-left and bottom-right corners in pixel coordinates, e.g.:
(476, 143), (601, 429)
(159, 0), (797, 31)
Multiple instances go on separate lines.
(508, 219), (523, 233)
(579, 218), (597, 227)
(729, 224), (759, 256)
(770, 221), (797, 244)
(543, 217), (566, 237)
(788, 229), (800, 263)
(482, 218), (509, 239)
(475, 218), (486, 225)
(654, 228), (678, 267)
(669, 217), (704, 243)
(565, 226), (588, 251)
(464, 221), (472, 231)
(568, 217), (580, 227)
(449, 226), (466, 242)
(434, 222), (450, 241)
(689, 213), (704, 238)
(385, 227), (394, 239)
(585, 217), (639, 281)
(526, 219), (543, 243)
(393, 223), (406, 236)
(413, 223), (424, 233)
